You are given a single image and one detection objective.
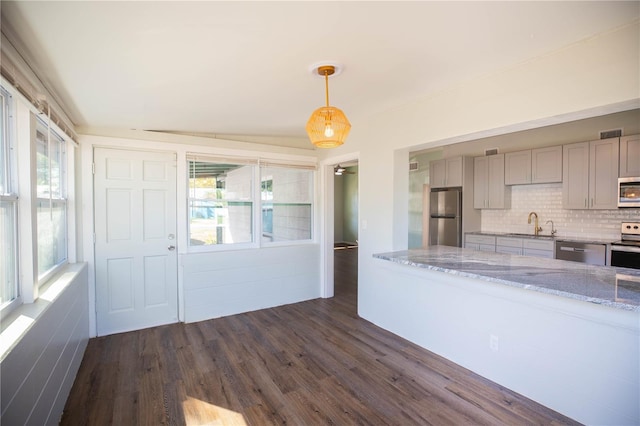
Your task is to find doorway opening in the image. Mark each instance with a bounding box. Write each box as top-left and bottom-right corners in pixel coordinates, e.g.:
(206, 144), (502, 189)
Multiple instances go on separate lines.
(333, 161), (358, 307)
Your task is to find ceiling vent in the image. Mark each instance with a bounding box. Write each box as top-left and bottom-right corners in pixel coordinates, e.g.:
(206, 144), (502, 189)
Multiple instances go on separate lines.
(485, 148), (499, 156)
(409, 161), (419, 171)
(600, 128), (623, 139)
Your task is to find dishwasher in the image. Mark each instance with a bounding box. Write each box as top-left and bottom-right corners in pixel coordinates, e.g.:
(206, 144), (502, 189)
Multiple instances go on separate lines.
(555, 240), (607, 265)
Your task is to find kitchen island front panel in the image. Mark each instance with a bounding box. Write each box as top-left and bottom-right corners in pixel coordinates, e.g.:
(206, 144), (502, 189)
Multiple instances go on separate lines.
(365, 248), (639, 425)
(374, 246), (640, 311)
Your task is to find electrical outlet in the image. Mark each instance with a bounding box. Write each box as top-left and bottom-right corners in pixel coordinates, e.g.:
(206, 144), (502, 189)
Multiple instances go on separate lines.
(490, 334), (499, 352)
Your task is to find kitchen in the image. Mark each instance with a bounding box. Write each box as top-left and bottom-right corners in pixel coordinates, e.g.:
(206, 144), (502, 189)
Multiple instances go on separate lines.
(387, 109), (640, 425)
(410, 109), (640, 260)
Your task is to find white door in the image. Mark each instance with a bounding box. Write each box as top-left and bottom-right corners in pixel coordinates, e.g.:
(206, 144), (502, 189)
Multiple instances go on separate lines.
(94, 148), (178, 336)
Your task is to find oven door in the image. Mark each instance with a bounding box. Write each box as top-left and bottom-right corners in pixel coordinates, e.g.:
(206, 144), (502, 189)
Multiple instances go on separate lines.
(610, 244), (640, 270)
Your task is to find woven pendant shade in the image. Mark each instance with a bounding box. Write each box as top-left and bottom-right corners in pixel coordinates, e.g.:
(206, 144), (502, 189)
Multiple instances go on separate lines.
(306, 64), (351, 149)
(306, 106), (351, 148)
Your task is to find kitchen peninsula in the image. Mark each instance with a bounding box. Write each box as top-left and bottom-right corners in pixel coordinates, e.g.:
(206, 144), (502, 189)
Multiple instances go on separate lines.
(371, 246), (639, 425)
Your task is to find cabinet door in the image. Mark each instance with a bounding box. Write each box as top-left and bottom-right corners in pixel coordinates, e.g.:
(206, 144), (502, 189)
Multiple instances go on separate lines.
(487, 154), (506, 209)
(532, 146), (562, 183)
(429, 159), (446, 188)
(473, 157), (488, 209)
(563, 142), (590, 209)
(445, 156), (463, 187)
(589, 138), (619, 209)
(620, 135), (640, 178)
(505, 151), (531, 185)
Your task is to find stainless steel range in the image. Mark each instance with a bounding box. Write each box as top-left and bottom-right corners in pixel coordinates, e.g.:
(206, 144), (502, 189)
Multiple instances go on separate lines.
(610, 222), (640, 270)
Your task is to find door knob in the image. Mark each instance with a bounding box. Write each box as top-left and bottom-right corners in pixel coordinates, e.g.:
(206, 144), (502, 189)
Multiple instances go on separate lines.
(168, 245), (176, 251)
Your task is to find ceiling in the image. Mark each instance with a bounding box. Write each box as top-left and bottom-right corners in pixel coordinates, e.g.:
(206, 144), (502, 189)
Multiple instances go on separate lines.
(2, 1), (638, 150)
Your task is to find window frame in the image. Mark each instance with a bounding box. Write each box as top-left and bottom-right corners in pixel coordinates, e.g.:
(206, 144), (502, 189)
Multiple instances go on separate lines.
(1, 78), (76, 317)
(185, 155), (317, 253)
(259, 164), (315, 246)
(186, 156), (259, 252)
(0, 85), (20, 313)
(34, 119), (68, 283)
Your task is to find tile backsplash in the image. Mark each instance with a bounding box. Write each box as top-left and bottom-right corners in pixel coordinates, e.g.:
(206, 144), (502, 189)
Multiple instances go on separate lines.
(481, 183), (640, 240)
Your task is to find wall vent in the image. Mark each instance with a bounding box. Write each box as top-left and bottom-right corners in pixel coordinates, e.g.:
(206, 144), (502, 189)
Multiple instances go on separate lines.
(409, 161), (419, 171)
(600, 128), (623, 139)
(485, 148), (499, 156)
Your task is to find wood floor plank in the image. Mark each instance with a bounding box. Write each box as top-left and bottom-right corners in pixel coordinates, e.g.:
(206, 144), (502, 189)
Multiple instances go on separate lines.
(61, 247), (580, 425)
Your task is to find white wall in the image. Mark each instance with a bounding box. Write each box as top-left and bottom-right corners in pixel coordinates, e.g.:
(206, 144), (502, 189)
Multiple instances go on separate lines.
(370, 260), (639, 425)
(181, 244), (320, 323)
(1, 263), (89, 425)
(317, 18), (639, 424)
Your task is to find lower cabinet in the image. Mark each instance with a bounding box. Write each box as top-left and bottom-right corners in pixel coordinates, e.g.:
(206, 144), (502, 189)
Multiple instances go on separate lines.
(496, 237), (523, 255)
(522, 239), (555, 259)
(467, 234), (555, 259)
(464, 234), (496, 252)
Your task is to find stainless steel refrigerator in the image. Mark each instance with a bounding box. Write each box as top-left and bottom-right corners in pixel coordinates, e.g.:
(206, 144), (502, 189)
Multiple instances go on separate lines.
(429, 187), (462, 247)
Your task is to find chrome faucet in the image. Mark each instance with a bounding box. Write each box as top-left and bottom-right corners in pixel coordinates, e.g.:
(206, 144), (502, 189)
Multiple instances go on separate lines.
(527, 212), (542, 236)
(545, 220), (557, 236)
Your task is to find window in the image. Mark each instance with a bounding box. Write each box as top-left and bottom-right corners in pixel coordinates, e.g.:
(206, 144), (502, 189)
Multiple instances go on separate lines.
(260, 166), (313, 243)
(35, 121), (67, 280)
(0, 86), (18, 307)
(188, 159), (254, 246)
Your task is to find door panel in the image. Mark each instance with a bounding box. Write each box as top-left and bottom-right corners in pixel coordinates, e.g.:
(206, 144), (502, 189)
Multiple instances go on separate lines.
(95, 148), (178, 336)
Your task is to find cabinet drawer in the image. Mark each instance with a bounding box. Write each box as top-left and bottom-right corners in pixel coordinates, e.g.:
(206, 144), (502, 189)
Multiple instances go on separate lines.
(478, 244), (496, 252)
(523, 248), (554, 259)
(496, 246), (523, 255)
(466, 234), (496, 245)
(523, 239), (554, 251)
(496, 237), (522, 248)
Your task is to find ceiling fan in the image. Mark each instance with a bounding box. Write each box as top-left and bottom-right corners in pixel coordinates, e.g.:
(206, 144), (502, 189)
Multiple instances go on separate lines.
(334, 164), (356, 176)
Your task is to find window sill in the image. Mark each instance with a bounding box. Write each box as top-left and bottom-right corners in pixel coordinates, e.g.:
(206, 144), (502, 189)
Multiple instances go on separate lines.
(0, 262), (87, 362)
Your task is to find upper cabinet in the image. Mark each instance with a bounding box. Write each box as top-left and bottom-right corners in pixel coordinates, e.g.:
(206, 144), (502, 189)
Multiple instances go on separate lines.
(563, 138), (619, 209)
(474, 154), (510, 209)
(504, 151), (531, 185)
(620, 134), (640, 177)
(505, 146), (562, 185)
(430, 156), (463, 188)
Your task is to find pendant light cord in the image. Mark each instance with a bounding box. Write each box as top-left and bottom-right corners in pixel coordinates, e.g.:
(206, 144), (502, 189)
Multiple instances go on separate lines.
(324, 71), (330, 107)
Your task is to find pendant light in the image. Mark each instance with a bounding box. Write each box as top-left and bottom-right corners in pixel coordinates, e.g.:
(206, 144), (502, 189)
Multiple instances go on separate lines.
(306, 65), (351, 148)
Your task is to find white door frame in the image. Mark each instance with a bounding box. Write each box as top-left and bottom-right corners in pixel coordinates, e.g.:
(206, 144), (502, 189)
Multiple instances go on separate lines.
(319, 153), (359, 299)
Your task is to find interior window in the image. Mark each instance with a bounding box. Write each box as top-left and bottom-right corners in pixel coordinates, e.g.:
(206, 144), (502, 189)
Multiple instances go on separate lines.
(188, 160), (254, 246)
(260, 166), (313, 243)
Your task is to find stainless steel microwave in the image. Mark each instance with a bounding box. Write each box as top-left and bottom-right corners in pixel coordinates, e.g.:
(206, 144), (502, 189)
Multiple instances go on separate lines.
(618, 177), (640, 208)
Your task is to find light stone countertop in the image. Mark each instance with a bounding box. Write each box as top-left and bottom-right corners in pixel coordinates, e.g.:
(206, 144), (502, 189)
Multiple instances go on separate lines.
(465, 231), (614, 245)
(373, 246), (640, 312)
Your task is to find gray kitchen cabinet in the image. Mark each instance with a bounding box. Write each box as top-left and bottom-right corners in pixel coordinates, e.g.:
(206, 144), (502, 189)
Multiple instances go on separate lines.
(522, 239), (555, 259)
(505, 146), (562, 185)
(563, 138), (619, 209)
(473, 154), (510, 209)
(505, 151), (531, 185)
(465, 234), (496, 252)
(429, 156), (463, 188)
(495, 237), (523, 255)
(620, 134), (640, 177)
(531, 146), (562, 183)
(495, 236), (554, 258)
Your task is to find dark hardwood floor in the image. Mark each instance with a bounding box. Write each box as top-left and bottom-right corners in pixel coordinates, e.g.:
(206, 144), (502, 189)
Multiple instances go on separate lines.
(61, 247), (579, 425)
